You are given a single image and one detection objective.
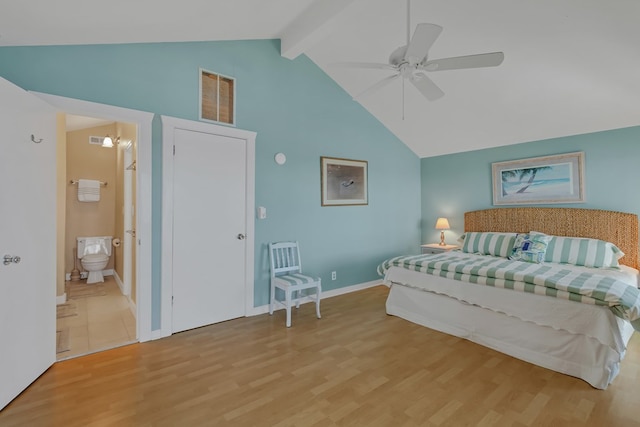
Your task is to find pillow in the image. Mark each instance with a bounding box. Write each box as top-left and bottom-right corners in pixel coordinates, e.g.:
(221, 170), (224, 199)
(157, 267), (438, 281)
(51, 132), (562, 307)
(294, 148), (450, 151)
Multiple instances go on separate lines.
(509, 233), (552, 264)
(461, 232), (517, 258)
(530, 231), (624, 268)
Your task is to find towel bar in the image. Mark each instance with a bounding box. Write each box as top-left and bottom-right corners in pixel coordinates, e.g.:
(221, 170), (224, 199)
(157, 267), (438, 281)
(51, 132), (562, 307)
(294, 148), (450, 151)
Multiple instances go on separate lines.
(69, 180), (108, 186)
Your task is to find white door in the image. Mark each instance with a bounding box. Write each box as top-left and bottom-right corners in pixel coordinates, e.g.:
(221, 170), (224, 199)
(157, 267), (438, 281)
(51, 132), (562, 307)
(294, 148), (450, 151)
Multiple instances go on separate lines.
(0, 78), (56, 410)
(172, 128), (247, 333)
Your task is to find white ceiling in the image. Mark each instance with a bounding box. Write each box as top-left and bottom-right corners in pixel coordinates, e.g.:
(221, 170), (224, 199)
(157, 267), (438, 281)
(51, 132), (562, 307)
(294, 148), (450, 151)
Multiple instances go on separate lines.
(2, 0), (638, 158)
(65, 115), (114, 132)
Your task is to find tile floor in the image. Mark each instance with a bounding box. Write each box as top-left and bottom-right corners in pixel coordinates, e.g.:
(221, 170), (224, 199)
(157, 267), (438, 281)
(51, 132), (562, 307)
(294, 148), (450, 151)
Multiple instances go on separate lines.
(56, 276), (137, 360)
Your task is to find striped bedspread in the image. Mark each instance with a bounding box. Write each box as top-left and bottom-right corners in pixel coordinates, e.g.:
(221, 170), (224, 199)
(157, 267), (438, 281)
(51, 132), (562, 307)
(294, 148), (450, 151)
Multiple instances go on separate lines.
(378, 252), (640, 331)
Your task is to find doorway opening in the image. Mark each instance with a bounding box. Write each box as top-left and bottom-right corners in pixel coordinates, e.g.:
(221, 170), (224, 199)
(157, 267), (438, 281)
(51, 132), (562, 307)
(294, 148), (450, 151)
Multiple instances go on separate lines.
(56, 115), (138, 360)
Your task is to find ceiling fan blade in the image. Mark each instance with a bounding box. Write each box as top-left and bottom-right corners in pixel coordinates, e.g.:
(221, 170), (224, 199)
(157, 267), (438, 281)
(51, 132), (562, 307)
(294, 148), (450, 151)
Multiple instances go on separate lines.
(354, 74), (400, 100)
(422, 52), (504, 71)
(332, 62), (396, 71)
(404, 23), (443, 63)
(410, 74), (444, 101)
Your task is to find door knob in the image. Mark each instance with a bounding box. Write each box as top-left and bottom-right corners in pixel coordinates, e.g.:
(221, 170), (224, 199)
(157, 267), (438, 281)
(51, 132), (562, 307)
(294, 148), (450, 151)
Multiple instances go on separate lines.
(237, 234), (246, 240)
(3, 255), (21, 265)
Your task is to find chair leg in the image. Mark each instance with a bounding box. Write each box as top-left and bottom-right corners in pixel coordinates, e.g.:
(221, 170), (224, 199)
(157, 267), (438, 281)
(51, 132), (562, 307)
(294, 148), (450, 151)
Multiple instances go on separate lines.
(315, 285), (322, 319)
(269, 283), (275, 315)
(285, 288), (292, 327)
(295, 290), (301, 309)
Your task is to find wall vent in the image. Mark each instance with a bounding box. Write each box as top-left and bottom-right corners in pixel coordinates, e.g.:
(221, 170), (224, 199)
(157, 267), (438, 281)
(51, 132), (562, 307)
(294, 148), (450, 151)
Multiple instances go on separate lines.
(89, 136), (104, 145)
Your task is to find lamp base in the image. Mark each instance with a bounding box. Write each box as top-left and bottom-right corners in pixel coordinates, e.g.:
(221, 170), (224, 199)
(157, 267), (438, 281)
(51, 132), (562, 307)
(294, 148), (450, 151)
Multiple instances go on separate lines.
(439, 231), (446, 246)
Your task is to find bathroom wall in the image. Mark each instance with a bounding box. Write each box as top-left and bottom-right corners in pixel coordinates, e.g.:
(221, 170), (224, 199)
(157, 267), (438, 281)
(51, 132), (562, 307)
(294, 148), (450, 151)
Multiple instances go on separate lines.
(65, 123), (117, 274)
(56, 113), (67, 298)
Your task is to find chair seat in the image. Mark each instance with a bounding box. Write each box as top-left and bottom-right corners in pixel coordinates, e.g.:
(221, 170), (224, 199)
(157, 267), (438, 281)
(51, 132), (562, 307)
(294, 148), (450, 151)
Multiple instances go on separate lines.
(274, 273), (321, 288)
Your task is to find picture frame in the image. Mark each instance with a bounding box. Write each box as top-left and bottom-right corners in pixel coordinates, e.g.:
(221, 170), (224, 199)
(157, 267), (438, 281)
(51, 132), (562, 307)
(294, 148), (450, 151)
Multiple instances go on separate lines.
(321, 156), (368, 206)
(199, 67), (236, 126)
(492, 152), (585, 205)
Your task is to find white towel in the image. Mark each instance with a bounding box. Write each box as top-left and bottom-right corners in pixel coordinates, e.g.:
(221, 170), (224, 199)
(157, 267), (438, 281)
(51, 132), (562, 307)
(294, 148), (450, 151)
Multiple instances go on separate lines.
(78, 179), (101, 202)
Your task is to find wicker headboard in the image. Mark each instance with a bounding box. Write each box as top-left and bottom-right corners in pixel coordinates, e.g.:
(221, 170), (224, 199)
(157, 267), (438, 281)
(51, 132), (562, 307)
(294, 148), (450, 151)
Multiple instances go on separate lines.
(464, 208), (639, 270)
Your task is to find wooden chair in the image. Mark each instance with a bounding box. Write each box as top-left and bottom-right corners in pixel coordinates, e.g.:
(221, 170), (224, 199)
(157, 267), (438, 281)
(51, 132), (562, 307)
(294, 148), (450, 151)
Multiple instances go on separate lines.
(268, 241), (321, 327)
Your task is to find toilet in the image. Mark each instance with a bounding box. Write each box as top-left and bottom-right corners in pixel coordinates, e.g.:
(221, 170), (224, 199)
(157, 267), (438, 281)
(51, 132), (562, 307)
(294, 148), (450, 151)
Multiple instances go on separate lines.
(77, 236), (112, 284)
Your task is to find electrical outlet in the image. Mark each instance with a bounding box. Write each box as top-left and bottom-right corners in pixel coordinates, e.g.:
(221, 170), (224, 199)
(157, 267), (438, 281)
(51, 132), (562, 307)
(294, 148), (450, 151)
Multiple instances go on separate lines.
(331, 271), (336, 281)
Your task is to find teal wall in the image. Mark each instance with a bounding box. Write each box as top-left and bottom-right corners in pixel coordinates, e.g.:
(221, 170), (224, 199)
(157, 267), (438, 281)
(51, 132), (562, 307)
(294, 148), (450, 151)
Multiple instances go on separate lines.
(421, 127), (640, 244)
(0, 40), (421, 329)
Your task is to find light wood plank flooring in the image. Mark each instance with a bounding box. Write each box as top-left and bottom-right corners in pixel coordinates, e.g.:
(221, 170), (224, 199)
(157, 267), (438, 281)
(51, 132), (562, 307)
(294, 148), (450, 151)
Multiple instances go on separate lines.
(2, 285), (639, 426)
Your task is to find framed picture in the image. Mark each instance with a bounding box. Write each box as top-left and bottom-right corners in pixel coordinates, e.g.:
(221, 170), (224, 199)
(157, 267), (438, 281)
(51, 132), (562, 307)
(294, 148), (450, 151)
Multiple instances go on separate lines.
(321, 156), (368, 206)
(199, 68), (236, 126)
(492, 152), (585, 205)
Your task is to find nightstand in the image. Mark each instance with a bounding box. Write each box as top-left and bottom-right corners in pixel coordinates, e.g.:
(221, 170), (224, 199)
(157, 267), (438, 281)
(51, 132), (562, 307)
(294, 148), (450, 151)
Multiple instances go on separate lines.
(421, 243), (459, 254)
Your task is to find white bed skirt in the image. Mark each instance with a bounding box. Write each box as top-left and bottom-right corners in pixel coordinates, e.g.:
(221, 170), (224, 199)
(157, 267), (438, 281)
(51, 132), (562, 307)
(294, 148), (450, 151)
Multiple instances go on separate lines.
(386, 282), (635, 389)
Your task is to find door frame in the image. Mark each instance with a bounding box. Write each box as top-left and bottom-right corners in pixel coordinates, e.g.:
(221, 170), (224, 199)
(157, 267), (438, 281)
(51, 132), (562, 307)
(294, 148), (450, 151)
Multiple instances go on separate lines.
(123, 141), (133, 299)
(34, 92), (154, 342)
(160, 116), (255, 337)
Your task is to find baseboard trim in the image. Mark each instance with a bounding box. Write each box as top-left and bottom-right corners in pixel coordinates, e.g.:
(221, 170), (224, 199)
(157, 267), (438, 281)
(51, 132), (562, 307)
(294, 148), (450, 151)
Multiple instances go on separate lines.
(246, 279), (383, 317)
(56, 293), (67, 305)
(113, 270), (125, 294)
(65, 269), (114, 281)
(150, 329), (165, 340)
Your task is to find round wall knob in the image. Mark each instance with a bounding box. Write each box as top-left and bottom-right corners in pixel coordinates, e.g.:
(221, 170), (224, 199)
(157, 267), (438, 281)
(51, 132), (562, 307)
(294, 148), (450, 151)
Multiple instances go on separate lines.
(237, 234), (246, 240)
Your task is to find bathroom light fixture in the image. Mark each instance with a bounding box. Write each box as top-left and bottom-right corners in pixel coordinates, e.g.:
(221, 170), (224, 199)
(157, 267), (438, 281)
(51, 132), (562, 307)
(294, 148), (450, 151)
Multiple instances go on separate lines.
(435, 217), (450, 246)
(102, 135), (120, 148)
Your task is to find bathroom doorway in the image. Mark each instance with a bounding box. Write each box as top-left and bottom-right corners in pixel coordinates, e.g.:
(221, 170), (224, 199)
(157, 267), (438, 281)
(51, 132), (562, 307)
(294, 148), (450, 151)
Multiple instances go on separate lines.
(55, 115), (138, 360)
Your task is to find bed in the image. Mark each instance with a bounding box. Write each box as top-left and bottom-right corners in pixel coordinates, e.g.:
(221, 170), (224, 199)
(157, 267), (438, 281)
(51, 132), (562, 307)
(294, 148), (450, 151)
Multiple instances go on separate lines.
(379, 207), (640, 389)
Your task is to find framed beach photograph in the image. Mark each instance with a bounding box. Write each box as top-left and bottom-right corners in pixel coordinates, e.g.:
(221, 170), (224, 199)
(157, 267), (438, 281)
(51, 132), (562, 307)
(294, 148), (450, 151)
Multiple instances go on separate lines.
(492, 152), (585, 205)
(321, 156), (368, 206)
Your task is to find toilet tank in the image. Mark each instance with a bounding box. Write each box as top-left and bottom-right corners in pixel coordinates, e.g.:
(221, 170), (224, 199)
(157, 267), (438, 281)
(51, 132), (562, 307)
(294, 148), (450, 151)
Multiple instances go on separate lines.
(77, 236), (113, 258)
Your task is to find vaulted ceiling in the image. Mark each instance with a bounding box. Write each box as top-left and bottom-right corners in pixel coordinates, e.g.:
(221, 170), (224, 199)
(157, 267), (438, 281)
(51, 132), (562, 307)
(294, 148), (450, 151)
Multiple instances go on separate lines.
(2, 0), (638, 157)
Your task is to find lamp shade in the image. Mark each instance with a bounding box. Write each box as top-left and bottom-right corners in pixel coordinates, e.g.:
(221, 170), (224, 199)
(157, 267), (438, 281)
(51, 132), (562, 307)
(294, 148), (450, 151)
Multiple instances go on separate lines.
(435, 217), (450, 230)
(102, 136), (114, 148)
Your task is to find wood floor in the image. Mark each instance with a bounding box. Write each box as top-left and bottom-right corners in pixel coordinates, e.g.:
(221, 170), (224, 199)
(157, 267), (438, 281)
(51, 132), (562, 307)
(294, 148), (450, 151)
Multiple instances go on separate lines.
(1, 286), (639, 426)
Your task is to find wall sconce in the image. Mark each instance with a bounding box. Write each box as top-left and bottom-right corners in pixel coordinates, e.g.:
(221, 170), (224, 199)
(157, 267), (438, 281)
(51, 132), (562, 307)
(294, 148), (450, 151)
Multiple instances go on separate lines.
(102, 135), (120, 148)
(435, 217), (450, 246)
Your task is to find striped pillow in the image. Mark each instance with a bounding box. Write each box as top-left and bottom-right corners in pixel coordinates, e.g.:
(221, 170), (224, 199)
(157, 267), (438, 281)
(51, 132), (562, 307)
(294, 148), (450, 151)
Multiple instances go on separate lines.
(531, 232), (624, 268)
(461, 232), (517, 258)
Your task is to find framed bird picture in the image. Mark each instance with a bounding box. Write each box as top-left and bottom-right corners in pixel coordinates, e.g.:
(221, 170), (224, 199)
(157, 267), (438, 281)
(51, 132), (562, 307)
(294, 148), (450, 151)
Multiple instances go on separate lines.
(321, 156), (368, 206)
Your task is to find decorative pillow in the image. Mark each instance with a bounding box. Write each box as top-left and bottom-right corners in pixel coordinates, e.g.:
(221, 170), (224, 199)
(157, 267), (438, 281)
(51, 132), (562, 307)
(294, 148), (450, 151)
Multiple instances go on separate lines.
(530, 232), (624, 268)
(509, 233), (552, 264)
(461, 232), (517, 258)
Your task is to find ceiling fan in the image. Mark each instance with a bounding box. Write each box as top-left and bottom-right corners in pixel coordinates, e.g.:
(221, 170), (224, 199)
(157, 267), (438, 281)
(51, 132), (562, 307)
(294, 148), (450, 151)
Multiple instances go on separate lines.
(336, 0), (504, 103)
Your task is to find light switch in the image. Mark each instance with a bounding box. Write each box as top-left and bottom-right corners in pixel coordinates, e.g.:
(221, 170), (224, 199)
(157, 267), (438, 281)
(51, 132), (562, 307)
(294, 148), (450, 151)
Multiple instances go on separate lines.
(257, 206), (267, 219)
